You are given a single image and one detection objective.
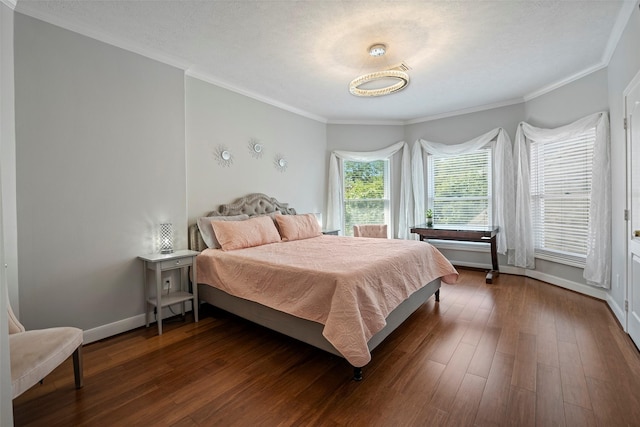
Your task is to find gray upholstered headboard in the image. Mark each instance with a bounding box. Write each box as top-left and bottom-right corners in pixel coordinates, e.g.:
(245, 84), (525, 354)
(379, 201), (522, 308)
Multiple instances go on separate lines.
(189, 193), (297, 251)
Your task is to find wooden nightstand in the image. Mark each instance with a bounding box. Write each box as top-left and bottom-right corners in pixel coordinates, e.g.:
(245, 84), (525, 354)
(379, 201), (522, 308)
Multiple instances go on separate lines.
(139, 250), (200, 335)
(322, 229), (340, 235)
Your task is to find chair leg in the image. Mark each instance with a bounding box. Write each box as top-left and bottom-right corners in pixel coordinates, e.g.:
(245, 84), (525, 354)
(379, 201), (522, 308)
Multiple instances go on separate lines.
(72, 345), (84, 389)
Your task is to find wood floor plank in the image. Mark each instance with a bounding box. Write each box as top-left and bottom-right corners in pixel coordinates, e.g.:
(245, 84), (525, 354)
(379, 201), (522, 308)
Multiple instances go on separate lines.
(428, 342), (476, 412)
(461, 307), (492, 346)
(467, 325), (501, 378)
(536, 363), (565, 427)
(505, 385), (536, 427)
(563, 402), (597, 427)
(443, 373), (486, 427)
(474, 351), (514, 427)
(558, 341), (592, 410)
(511, 332), (537, 391)
(12, 270), (640, 427)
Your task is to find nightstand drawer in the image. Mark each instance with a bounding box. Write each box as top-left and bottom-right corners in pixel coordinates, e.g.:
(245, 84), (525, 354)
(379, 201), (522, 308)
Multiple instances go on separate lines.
(160, 257), (193, 270)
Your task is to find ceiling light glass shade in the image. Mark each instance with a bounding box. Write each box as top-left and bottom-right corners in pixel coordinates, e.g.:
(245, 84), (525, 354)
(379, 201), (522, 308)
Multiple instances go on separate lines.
(369, 44), (386, 57)
(349, 70), (410, 97)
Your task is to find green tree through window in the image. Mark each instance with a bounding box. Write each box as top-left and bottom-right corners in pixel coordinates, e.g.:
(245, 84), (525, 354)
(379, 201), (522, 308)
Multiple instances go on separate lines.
(343, 160), (389, 236)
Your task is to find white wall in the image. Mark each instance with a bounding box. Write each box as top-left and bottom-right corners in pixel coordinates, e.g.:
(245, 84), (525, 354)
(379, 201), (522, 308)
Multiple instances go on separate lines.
(607, 5), (640, 324)
(186, 76), (326, 224)
(14, 13), (186, 332)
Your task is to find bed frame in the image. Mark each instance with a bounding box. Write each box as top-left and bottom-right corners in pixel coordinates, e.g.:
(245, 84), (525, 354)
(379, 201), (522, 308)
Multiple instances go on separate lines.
(189, 193), (441, 380)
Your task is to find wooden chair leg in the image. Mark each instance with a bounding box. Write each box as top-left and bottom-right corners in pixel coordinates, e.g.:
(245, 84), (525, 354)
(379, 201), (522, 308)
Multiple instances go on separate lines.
(72, 345), (84, 389)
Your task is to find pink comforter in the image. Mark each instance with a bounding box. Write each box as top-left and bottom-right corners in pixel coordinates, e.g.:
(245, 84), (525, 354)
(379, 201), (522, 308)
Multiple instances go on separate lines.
(196, 235), (458, 367)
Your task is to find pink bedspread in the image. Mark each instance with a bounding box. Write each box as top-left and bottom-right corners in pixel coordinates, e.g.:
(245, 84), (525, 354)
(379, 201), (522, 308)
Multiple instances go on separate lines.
(196, 235), (458, 367)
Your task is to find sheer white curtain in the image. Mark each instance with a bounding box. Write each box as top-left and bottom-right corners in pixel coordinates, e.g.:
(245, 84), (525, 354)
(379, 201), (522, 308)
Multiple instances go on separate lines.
(326, 141), (413, 239)
(411, 128), (515, 254)
(512, 112), (611, 288)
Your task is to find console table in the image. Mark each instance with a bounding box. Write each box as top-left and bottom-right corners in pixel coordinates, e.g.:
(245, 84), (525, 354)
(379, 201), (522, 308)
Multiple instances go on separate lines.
(410, 224), (500, 284)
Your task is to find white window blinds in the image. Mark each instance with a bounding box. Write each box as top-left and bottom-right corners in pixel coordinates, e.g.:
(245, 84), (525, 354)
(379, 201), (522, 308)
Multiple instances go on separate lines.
(529, 127), (595, 265)
(427, 149), (492, 226)
(343, 160), (390, 236)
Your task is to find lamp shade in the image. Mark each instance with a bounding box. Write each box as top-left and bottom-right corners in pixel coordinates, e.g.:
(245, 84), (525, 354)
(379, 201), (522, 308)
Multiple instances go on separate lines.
(159, 223), (173, 254)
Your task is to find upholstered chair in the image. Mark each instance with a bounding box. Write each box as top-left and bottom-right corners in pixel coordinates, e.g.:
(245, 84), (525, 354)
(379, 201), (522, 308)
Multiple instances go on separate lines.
(8, 301), (83, 399)
(353, 224), (388, 239)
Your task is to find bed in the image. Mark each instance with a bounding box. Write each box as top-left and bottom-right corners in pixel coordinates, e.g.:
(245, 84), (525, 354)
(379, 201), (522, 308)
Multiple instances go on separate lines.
(189, 193), (458, 380)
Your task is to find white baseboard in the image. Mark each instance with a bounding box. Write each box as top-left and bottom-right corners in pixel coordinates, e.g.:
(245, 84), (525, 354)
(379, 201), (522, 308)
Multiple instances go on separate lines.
(83, 303), (193, 344)
(84, 262), (611, 344)
(606, 294), (627, 330)
(451, 261), (607, 301)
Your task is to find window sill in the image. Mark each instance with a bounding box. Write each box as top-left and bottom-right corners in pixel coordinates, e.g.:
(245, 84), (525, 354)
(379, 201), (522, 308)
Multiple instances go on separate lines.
(429, 240), (490, 253)
(534, 250), (586, 269)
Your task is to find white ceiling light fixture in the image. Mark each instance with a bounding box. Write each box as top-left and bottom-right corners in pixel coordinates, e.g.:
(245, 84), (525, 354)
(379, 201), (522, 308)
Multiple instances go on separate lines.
(349, 43), (410, 97)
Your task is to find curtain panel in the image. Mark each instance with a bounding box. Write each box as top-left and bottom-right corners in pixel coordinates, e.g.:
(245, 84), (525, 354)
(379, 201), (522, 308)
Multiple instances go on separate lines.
(410, 128), (515, 254)
(326, 141), (413, 239)
(512, 112), (611, 288)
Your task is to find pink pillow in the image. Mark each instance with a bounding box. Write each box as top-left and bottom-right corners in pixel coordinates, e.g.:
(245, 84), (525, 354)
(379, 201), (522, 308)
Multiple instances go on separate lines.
(211, 215), (281, 251)
(275, 214), (322, 241)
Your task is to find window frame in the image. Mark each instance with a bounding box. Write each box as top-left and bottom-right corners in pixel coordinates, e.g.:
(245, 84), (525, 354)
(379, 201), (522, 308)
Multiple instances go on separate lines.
(425, 147), (493, 227)
(528, 127), (596, 268)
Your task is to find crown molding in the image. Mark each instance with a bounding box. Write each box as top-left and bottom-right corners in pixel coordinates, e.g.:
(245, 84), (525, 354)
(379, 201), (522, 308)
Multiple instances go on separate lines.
(601, 0), (638, 65)
(404, 98), (525, 125)
(15, 0), (328, 124)
(10, 0), (638, 126)
(185, 69), (328, 124)
(524, 1), (637, 103)
(523, 62), (608, 102)
(327, 119), (405, 126)
(14, 1), (192, 71)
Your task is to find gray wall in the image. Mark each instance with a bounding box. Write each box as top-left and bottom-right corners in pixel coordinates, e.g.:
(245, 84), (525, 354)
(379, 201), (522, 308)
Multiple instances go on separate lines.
(525, 68), (609, 127)
(326, 124), (405, 236)
(404, 103), (525, 144)
(0, 3), (14, 425)
(607, 5), (640, 322)
(1, 0), (16, 316)
(14, 14), (186, 331)
(186, 77), (326, 224)
(521, 67), (610, 290)
(405, 103), (525, 269)
(6, 2), (638, 344)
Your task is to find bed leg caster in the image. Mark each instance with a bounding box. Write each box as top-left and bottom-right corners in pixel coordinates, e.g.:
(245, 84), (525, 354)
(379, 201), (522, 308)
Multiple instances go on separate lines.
(353, 367), (363, 381)
(435, 289), (440, 302)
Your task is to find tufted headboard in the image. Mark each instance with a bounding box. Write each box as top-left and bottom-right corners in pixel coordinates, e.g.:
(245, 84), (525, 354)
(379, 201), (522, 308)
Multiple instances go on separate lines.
(189, 193), (297, 251)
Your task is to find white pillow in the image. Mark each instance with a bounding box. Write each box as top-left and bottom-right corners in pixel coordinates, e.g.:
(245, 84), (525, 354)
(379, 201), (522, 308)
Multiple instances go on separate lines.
(197, 214), (249, 248)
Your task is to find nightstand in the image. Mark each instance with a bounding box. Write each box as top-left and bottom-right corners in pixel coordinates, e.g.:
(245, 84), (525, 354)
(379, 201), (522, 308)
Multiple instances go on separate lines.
(322, 229), (340, 235)
(138, 249), (199, 335)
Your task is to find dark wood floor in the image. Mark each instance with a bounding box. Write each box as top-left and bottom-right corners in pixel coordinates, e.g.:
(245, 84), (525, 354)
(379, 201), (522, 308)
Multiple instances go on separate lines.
(12, 270), (640, 426)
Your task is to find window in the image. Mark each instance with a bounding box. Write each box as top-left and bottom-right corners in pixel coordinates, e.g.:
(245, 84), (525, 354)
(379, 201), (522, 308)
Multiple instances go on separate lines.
(427, 149), (492, 226)
(343, 160), (390, 236)
(529, 128), (595, 265)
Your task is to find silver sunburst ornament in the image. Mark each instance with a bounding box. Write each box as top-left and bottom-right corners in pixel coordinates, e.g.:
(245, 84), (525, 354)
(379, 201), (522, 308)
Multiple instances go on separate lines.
(214, 145), (233, 167)
(248, 138), (264, 159)
(274, 154), (288, 172)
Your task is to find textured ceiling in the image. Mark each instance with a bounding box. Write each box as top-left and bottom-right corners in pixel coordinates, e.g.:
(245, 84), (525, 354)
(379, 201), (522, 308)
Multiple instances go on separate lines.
(14, 1), (636, 124)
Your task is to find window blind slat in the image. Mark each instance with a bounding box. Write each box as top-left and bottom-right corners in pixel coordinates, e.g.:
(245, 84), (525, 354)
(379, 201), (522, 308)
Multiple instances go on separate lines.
(530, 128), (595, 259)
(427, 149), (492, 226)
